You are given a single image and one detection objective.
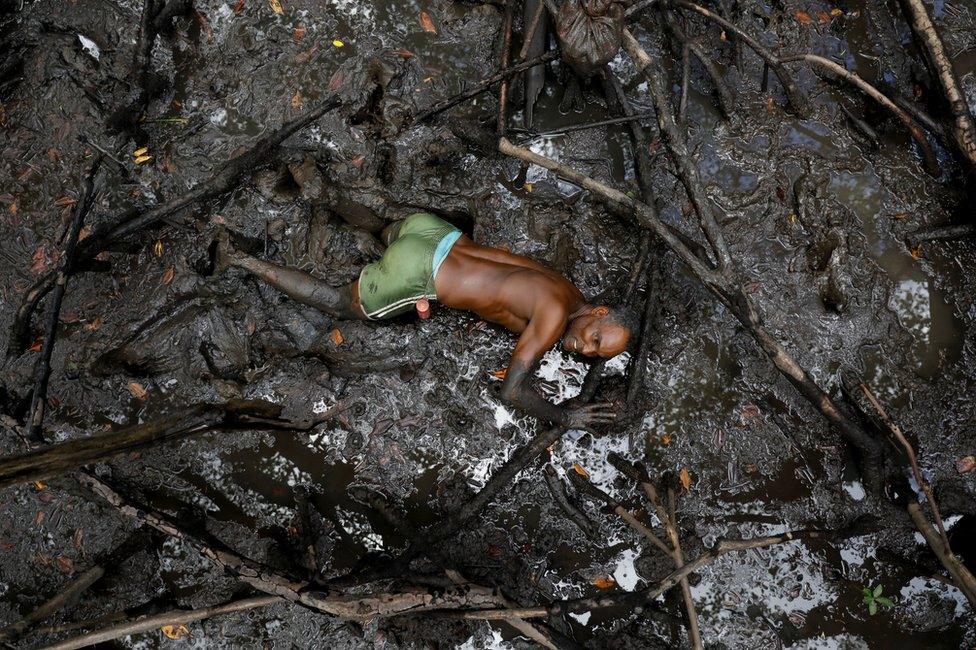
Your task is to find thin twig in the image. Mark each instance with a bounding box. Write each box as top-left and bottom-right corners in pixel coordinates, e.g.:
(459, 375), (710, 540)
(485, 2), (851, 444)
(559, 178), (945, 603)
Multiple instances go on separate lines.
(36, 596), (282, 650)
(23, 156), (102, 443)
(497, 0), (515, 136)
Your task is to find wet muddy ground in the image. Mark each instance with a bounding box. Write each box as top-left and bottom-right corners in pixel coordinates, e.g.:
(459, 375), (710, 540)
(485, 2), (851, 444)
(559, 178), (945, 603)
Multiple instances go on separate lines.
(1, 0), (975, 647)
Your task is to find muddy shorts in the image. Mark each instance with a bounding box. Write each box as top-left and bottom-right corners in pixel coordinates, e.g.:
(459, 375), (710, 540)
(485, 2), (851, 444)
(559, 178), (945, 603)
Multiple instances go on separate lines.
(358, 212), (462, 320)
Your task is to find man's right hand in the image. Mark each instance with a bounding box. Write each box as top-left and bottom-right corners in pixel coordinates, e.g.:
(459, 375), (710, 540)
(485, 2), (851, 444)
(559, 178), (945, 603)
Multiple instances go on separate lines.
(566, 402), (617, 429)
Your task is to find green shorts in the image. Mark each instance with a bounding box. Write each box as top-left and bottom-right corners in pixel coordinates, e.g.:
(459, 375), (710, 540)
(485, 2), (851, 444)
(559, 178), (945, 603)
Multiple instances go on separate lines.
(358, 213), (462, 320)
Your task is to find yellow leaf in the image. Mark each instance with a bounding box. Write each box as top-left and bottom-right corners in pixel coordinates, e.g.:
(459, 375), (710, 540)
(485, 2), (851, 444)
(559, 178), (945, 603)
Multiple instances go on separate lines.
(490, 368), (507, 379)
(127, 382), (148, 400)
(572, 463), (589, 478)
(33, 481), (46, 490)
(592, 576), (616, 589)
(135, 154), (152, 164)
(679, 468), (692, 490)
(719, 30), (726, 40)
(332, 39), (344, 47)
(153, 240), (164, 257)
(891, 212), (908, 220)
(161, 624), (190, 640)
(830, 7), (842, 15)
(133, 146), (149, 157)
(330, 328), (344, 345)
(660, 433), (673, 446)
(524, 182), (534, 192)
(268, 0), (282, 14)
(420, 10), (437, 33)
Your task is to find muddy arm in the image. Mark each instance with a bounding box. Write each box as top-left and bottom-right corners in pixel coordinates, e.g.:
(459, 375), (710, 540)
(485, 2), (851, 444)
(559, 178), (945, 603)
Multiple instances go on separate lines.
(499, 310), (613, 429)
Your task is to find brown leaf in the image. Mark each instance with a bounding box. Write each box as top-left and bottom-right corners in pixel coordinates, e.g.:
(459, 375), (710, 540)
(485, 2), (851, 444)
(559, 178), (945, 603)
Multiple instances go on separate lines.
(33, 511), (45, 526)
(127, 382), (148, 400)
(291, 90), (303, 108)
(193, 10), (213, 39)
(55, 556), (74, 573)
(161, 266), (175, 285)
(330, 328), (344, 345)
(233, 0), (245, 12)
(419, 10), (437, 33)
(328, 69), (343, 91)
(294, 25), (306, 41)
(572, 463), (589, 477)
(740, 403), (761, 421)
(392, 47), (414, 58)
(817, 10), (830, 23)
(73, 529), (84, 552)
(30, 247), (50, 275)
(592, 576), (617, 589)
(490, 368), (507, 379)
(660, 433), (673, 446)
(33, 481), (46, 491)
(679, 467), (692, 490)
(794, 10), (813, 24)
(350, 154), (366, 168)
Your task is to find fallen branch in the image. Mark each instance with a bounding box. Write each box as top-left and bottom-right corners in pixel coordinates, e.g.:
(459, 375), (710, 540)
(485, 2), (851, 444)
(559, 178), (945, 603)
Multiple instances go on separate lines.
(660, 7), (734, 119)
(8, 96), (341, 358)
(0, 400), (347, 490)
(23, 156), (102, 443)
(543, 464), (596, 537)
(906, 223), (976, 247)
(36, 596), (282, 650)
(780, 53), (940, 176)
(670, 0), (808, 116)
(0, 567), (104, 644)
(906, 502), (976, 606)
(515, 112), (656, 137)
(897, 0), (976, 169)
(411, 50), (558, 124)
(497, 0), (515, 136)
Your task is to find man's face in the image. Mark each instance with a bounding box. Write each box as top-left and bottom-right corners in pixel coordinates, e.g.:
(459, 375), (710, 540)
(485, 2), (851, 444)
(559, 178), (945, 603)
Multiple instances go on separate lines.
(562, 307), (630, 358)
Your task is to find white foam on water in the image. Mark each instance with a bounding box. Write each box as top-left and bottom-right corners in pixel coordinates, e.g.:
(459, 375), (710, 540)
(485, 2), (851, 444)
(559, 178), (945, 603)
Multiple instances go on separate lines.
(456, 627), (515, 650)
(842, 480), (865, 501)
(77, 34), (100, 60)
(613, 547), (641, 591)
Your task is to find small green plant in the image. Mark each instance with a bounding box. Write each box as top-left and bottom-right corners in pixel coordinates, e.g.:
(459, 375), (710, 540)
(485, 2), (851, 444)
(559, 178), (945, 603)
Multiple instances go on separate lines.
(862, 584), (894, 615)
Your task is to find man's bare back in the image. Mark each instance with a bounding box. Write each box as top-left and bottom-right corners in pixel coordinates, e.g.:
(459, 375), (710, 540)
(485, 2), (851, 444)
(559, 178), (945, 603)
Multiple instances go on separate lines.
(217, 213), (634, 428)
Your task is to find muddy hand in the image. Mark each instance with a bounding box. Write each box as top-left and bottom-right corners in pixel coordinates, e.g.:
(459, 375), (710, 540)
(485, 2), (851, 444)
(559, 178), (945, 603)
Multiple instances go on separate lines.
(567, 402), (616, 429)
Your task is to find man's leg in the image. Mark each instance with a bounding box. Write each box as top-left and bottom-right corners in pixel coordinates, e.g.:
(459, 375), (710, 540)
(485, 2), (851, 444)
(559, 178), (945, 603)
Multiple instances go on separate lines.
(216, 232), (367, 320)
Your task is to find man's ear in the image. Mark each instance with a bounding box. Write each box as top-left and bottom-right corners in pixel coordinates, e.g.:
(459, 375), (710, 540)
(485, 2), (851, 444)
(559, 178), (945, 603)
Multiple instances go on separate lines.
(591, 306), (609, 317)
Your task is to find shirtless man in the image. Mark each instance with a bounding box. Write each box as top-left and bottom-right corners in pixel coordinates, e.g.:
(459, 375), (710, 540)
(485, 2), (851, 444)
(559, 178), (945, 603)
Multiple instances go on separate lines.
(217, 212), (635, 428)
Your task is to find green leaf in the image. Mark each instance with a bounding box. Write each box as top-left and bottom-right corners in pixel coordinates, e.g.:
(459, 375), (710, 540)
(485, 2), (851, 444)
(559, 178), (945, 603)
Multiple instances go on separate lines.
(869, 601), (878, 615)
(863, 595), (872, 605)
(873, 584), (883, 597)
(876, 597), (894, 607)
(862, 587), (872, 597)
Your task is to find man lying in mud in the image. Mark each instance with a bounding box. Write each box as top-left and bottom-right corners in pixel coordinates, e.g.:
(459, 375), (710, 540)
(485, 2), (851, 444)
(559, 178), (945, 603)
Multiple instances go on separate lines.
(217, 212), (634, 428)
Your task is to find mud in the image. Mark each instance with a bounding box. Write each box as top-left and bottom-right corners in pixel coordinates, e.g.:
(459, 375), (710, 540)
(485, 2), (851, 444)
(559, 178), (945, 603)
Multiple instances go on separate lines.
(1, 0), (975, 648)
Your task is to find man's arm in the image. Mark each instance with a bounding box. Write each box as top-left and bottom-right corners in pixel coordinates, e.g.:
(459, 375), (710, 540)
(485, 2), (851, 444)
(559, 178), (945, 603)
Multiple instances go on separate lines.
(498, 306), (615, 428)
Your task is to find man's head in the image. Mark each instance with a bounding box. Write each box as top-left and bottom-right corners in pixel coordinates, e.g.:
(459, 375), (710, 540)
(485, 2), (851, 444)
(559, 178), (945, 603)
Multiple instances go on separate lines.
(562, 305), (636, 358)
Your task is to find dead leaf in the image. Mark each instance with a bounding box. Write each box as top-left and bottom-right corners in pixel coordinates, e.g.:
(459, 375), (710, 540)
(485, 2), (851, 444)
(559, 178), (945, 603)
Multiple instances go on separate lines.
(891, 212), (908, 220)
(350, 154), (365, 168)
(30, 247), (49, 275)
(330, 328), (344, 345)
(764, 96), (776, 113)
(85, 316), (103, 332)
(392, 48), (414, 58)
(34, 481), (46, 490)
(817, 10), (830, 23)
(490, 368), (507, 379)
(161, 266), (175, 285)
(679, 468), (692, 490)
(153, 240), (164, 257)
(592, 576), (617, 589)
(193, 9), (213, 39)
(161, 624), (190, 640)
(233, 0), (245, 13)
(328, 70), (343, 91)
(572, 463), (589, 477)
(28, 337), (43, 353)
(794, 10), (813, 24)
(419, 10), (437, 33)
(33, 511), (45, 526)
(127, 382), (148, 400)
(740, 403), (761, 421)
(54, 196), (77, 208)
(56, 556), (74, 573)
(660, 433), (673, 445)
(73, 529), (84, 552)
(133, 146), (149, 157)
(294, 25), (306, 41)
(291, 90), (303, 108)
(268, 0), (283, 13)
(830, 7), (842, 16)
